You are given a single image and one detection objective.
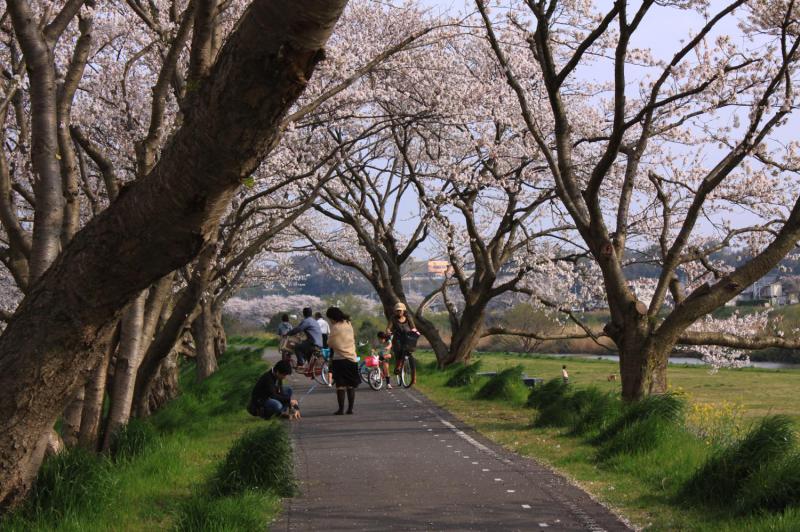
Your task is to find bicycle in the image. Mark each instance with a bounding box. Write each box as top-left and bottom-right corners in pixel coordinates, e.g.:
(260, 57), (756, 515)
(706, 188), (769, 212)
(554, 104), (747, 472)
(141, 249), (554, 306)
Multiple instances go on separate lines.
(282, 337), (329, 386)
(395, 350), (416, 388)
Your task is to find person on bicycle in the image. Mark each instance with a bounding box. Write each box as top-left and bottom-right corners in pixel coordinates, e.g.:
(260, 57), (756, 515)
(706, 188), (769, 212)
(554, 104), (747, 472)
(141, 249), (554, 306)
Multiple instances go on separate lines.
(375, 331), (393, 389)
(386, 302), (420, 385)
(277, 314), (293, 353)
(287, 307), (323, 368)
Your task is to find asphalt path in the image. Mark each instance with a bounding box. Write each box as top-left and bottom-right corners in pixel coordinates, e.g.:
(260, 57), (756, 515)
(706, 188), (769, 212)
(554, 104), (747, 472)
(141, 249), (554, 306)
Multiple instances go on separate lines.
(268, 353), (631, 532)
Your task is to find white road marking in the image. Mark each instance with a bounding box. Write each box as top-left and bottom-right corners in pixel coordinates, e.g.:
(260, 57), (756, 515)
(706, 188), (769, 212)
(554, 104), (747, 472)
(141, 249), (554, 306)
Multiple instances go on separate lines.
(482, 468), (489, 472)
(521, 505), (531, 509)
(494, 478), (502, 482)
(472, 462), (478, 465)
(506, 490), (515, 493)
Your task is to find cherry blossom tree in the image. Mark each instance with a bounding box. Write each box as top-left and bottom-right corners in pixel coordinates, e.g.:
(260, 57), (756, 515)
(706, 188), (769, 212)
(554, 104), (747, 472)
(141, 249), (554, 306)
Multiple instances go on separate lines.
(477, 0), (800, 400)
(0, 0), (350, 509)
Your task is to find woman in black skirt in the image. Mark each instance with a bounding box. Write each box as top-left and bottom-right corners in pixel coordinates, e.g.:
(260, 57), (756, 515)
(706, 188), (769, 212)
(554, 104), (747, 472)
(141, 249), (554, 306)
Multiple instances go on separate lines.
(326, 307), (360, 415)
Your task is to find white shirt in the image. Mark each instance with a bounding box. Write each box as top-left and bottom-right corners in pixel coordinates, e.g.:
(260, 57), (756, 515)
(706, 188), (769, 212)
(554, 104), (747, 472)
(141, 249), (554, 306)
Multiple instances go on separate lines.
(317, 318), (330, 335)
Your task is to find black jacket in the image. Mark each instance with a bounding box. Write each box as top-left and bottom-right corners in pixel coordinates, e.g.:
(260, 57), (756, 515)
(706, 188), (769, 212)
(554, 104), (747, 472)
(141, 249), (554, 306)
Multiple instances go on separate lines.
(251, 369), (291, 405)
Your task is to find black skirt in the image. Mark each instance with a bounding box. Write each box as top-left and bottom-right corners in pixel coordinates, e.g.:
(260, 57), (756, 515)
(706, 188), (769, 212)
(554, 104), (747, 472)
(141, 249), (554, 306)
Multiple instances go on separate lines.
(331, 359), (360, 388)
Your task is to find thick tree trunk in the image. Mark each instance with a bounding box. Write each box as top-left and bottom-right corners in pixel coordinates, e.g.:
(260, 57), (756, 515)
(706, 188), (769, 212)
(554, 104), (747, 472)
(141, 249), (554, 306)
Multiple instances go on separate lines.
(191, 299), (218, 382)
(60, 388), (84, 447)
(441, 304), (487, 366)
(0, 0), (347, 508)
(102, 294), (147, 451)
(78, 333), (116, 451)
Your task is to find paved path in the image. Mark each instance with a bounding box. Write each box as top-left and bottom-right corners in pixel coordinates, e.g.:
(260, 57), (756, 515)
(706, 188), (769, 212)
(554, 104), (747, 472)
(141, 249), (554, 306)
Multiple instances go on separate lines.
(269, 358), (631, 532)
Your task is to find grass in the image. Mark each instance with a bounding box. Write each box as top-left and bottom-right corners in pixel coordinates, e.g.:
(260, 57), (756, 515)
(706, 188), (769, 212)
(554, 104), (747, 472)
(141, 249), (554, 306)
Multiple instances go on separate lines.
(415, 351), (800, 531)
(1, 342), (286, 531)
(464, 350), (800, 421)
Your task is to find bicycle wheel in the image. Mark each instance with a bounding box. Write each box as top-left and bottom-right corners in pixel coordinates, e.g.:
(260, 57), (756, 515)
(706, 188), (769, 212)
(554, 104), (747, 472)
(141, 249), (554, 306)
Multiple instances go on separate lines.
(313, 359), (328, 385)
(400, 355), (416, 388)
(368, 368), (384, 390)
(359, 363), (371, 384)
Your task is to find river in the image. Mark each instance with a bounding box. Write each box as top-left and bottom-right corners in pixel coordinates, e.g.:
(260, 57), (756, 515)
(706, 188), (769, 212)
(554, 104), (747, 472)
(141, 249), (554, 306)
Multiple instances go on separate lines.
(526, 353), (800, 370)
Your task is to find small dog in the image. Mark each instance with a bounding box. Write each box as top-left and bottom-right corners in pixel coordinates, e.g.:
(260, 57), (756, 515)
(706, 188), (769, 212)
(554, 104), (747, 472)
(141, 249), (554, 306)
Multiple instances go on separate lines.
(288, 405), (302, 420)
(607, 374), (618, 382)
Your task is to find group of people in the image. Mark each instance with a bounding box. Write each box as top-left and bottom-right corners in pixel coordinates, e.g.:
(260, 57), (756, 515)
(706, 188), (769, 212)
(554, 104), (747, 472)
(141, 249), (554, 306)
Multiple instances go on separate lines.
(249, 302), (420, 419)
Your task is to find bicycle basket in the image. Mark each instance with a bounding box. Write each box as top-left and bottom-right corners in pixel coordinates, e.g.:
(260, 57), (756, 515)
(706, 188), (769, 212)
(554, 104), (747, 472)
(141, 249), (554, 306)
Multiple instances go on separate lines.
(365, 355), (380, 367)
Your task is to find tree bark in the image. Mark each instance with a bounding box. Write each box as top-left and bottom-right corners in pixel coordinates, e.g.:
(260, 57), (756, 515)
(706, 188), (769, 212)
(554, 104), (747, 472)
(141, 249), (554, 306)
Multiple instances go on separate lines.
(0, 0), (347, 508)
(60, 388), (84, 447)
(78, 330), (116, 451)
(441, 303), (487, 366)
(133, 244), (216, 416)
(146, 350), (181, 414)
(101, 294), (146, 451)
(191, 299), (218, 381)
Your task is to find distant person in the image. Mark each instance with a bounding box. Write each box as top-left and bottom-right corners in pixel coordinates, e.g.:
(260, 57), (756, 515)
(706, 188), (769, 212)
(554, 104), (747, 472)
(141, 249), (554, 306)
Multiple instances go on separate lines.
(326, 307), (360, 414)
(562, 365), (569, 384)
(287, 307), (323, 367)
(376, 331), (393, 389)
(248, 360), (298, 419)
(315, 312), (330, 348)
(277, 313), (293, 337)
(386, 302), (420, 385)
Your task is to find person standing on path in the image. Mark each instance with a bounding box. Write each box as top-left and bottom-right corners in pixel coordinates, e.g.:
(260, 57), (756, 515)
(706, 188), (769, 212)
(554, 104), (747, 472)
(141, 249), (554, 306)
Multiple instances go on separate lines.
(287, 307), (323, 367)
(326, 307), (360, 415)
(562, 365), (569, 384)
(315, 312), (330, 347)
(386, 302), (420, 385)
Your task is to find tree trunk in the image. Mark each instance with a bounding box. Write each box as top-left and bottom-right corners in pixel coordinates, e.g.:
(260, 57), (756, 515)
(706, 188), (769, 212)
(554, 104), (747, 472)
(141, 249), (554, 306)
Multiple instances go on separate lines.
(441, 304), (487, 366)
(60, 388), (84, 447)
(0, 0), (347, 508)
(191, 299), (218, 382)
(146, 351), (180, 414)
(78, 333), (116, 451)
(211, 303), (226, 360)
(101, 294), (146, 451)
(133, 246), (215, 416)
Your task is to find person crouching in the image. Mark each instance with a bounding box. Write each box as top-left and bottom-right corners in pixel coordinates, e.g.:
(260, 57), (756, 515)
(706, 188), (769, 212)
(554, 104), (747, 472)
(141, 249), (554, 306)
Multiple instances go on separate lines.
(248, 360), (299, 419)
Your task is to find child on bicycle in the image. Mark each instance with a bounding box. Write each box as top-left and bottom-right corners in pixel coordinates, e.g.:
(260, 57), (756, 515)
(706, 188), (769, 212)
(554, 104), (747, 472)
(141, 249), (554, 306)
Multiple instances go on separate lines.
(277, 314), (293, 357)
(376, 331), (393, 389)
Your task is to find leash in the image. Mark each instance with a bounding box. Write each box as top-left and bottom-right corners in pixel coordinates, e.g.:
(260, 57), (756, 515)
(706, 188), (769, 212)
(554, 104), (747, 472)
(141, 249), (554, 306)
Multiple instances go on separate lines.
(297, 381), (318, 406)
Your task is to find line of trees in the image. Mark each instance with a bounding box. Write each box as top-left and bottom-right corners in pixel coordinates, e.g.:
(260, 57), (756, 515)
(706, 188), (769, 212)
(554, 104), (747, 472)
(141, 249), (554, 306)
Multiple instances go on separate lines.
(0, 0), (444, 510)
(2, 0), (800, 512)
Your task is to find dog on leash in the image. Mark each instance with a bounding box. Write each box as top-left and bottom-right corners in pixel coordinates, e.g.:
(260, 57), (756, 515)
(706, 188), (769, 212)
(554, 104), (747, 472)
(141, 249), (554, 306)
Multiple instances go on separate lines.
(607, 374), (618, 382)
(288, 405), (302, 420)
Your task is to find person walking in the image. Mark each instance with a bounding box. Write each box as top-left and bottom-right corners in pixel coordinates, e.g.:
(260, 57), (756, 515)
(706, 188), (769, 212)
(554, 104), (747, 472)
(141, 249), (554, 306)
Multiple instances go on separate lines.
(562, 365), (569, 384)
(326, 307), (360, 415)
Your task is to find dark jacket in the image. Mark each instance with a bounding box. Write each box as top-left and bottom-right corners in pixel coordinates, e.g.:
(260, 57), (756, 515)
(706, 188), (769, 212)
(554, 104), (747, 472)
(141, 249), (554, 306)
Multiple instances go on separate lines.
(250, 369), (291, 405)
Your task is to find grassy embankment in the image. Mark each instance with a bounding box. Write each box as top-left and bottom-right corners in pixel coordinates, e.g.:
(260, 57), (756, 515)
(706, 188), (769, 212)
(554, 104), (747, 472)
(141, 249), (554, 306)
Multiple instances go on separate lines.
(415, 350), (800, 531)
(1, 337), (289, 532)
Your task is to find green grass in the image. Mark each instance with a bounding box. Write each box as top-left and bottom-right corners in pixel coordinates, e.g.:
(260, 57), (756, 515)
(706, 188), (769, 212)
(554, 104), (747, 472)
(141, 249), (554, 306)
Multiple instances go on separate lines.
(414, 351), (800, 531)
(1, 341), (285, 531)
(464, 350), (800, 421)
